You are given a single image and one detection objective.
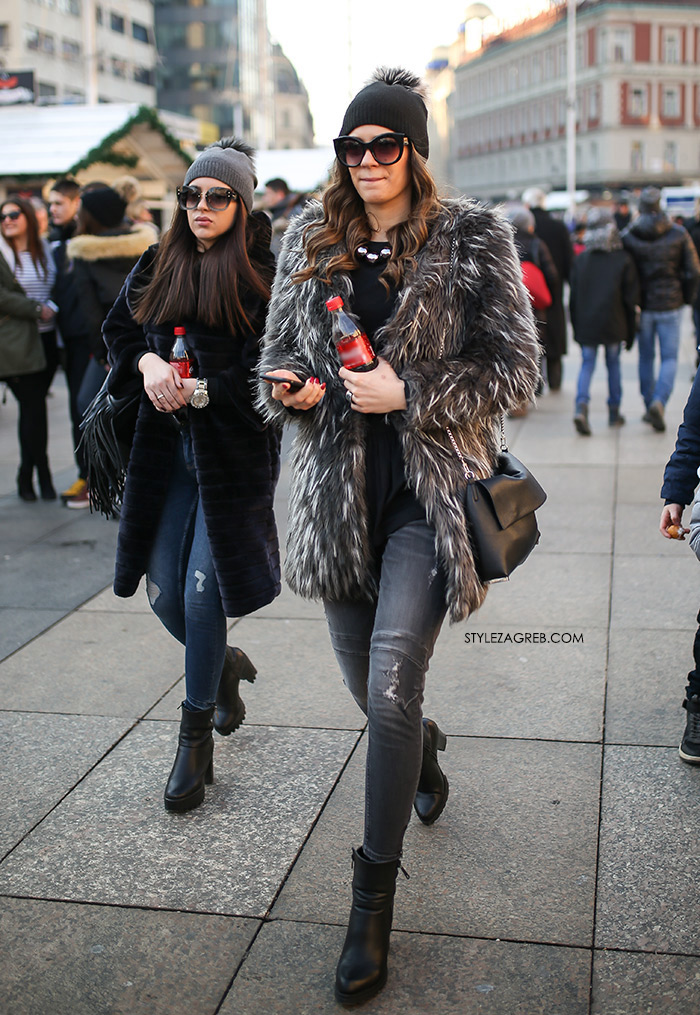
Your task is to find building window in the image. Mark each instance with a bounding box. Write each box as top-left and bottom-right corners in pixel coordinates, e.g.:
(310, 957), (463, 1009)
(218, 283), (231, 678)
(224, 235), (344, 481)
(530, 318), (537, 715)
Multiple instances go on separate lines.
(111, 56), (127, 78)
(664, 141), (678, 170)
(663, 85), (681, 118)
(545, 47), (554, 80)
(38, 81), (57, 97)
(612, 28), (632, 62)
(62, 37), (81, 61)
(60, 0), (81, 14)
(589, 87), (599, 120)
(96, 5), (102, 24)
(576, 34), (585, 70)
(64, 87), (85, 101)
(631, 141), (644, 172)
(133, 65), (154, 85)
(132, 21), (150, 44)
(590, 140), (598, 169)
(663, 28), (681, 64)
(533, 52), (542, 85)
(0, 23), (9, 48)
(110, 12), (125, 34)
(629, 85), (648, 118)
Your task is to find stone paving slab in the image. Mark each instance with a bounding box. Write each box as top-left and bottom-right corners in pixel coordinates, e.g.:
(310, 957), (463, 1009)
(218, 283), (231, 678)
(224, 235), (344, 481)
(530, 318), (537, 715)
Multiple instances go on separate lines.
(0, 897), (257, 1015)
(273, 737), (601, 948)
(605, 628), (691, 746)
(79, 579), (151, 614)
(595, 745), (700, 954)
(248, 581), (326, 621)
(0, 711), (131, 858)
(222, 919), (591, 1015)
(526, 464), (614, 556)
(507, 411), (619, 467)
(473, 551), (611, 628)
(0, 722), (359, 917)
(427, 623), (606, 742)
(0, 610), (185, 718)
(148, 617), (364, 730)
(614, 501), (692, 558)
(610, 556), (698, 631)
(0, 608), (66, 662)
(591, 949), (700, 1015)
(616, 464), (670, 506)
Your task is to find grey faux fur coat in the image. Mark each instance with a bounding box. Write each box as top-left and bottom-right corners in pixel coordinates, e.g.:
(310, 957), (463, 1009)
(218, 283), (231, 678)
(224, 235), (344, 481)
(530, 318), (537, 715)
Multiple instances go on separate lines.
(258, 198), (541, 621)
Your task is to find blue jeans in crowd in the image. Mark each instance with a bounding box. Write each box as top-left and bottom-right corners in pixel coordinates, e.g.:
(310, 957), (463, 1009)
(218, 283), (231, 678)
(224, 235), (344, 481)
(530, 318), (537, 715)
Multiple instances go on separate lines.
(146, 428), (227, 711)
(575, 344), (622, 408)
(637, 308), (683, 409)
(324, 518), (448, 863)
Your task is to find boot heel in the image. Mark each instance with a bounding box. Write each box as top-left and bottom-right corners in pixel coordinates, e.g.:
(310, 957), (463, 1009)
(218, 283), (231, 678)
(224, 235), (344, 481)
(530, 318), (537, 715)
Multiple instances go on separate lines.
(435, 728), (447, 752)
(205, 759), (214, 785)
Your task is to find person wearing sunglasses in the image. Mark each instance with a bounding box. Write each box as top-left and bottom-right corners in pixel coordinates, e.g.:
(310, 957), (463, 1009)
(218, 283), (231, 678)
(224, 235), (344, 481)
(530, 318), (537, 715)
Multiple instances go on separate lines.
(0, 195), (59, 501)
(101, 138), (280, 812)
(259, 68), (540, 1004)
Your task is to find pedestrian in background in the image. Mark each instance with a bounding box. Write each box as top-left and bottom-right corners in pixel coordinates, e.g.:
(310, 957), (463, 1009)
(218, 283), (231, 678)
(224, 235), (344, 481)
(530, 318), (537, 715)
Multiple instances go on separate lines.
(65, 184), (154, 506)
(0, 195), (58, 501)
(684, 198), (700, 358)
(102, 138), (280, 813)
(48, 177), (92, 504)
(621, 186), (700, 432)
(522, 186), (573, 391)
(260, 68), (540, 1005)
(570, 207), (640, 435)
(260, 177), (307, 256)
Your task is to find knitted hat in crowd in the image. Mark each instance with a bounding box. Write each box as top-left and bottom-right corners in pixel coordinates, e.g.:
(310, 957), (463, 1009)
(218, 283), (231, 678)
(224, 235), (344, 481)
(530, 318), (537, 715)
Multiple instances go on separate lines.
(339, 67), (430, 159)
(184, 137), (257, 213)
(80, 186), (127, 228)
(639, 186), (662, 214)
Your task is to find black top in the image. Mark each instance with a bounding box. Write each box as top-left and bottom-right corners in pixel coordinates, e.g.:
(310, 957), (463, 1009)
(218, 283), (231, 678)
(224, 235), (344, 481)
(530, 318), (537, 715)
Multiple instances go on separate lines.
(350, 242), (425, 551)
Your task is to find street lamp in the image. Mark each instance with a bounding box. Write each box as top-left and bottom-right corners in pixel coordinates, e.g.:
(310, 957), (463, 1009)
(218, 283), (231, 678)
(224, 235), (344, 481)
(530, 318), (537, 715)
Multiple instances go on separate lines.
(566, 0), (577, 224)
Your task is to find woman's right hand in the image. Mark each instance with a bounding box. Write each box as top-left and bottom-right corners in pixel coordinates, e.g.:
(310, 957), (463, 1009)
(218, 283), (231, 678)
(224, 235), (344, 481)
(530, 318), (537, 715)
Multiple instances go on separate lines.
(138, 352), (189, 411)
(266, 372), (325, 410)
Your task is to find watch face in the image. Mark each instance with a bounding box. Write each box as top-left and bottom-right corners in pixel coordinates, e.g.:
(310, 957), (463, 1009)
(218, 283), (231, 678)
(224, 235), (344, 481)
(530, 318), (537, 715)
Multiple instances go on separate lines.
(191, 386), (209, 408)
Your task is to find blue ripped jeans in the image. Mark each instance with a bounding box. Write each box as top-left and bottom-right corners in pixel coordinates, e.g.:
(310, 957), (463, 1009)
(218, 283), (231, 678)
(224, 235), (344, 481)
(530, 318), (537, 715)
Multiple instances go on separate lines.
(324, 519), (448, 862)
(146, 429), (227, 711)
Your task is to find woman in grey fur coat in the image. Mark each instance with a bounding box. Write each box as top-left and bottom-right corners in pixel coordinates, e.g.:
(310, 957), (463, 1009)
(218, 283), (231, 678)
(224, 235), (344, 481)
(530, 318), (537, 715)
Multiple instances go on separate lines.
(259, 69), (540, 1004)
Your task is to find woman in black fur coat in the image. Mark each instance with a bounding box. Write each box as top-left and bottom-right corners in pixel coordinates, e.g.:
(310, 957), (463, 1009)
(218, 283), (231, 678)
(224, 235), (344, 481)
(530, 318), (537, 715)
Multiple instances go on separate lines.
(102, 139), (281, 813)
(259, 69), (540, 1004)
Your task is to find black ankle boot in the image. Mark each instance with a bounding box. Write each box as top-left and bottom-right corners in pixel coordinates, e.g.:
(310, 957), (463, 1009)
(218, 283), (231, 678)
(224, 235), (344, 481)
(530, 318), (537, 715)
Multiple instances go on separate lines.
(335, 848), (400, 1006)
(214, 646), (257, 735)
(17, 468), (37, 502)
(414, 718), (449, 825)
(37, 465), (56, 501)
(164, 704), (215, 812)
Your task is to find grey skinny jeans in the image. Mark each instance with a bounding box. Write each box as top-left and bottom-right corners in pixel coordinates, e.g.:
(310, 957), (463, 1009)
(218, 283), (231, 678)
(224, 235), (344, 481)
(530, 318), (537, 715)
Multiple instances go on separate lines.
(324, 518), (448, 862)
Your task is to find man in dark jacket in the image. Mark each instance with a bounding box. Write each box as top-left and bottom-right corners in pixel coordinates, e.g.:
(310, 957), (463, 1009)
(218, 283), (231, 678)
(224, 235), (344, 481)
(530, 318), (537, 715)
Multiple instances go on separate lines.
(684, 200), (700, 355)
(49, 178), (92, 501)
(660, 373), (700, 762)
(622, 187), (700, 432)
(522, 187), (573, 391)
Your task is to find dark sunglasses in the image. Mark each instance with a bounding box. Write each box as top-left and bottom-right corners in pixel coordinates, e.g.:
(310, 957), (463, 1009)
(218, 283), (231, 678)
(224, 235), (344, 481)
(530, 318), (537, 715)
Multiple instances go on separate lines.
(0, 210), (22, 222)
(333, 132), (410, 168)
(177, 186), (239, 212)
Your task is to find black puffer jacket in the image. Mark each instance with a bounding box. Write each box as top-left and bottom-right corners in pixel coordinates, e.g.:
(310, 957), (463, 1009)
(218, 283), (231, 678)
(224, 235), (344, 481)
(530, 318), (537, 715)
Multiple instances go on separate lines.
(621, 212), (700, 312)
(570, 223), (640, 347)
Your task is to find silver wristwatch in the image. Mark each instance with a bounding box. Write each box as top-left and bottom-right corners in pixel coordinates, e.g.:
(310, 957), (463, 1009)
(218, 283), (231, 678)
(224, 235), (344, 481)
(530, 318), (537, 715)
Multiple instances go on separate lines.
(190, 377), (209, 409)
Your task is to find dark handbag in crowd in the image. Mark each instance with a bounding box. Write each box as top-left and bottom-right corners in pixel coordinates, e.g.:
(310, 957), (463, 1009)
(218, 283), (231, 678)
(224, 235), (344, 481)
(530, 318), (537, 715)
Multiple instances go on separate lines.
(446, 421), (547, 583)
(78, 372), (142, 518)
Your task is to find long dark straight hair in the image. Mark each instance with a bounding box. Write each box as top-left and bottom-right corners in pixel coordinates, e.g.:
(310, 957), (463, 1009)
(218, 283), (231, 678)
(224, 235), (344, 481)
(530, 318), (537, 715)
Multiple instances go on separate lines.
(131, 199), (271, 333)
(1, 195), (48, 276)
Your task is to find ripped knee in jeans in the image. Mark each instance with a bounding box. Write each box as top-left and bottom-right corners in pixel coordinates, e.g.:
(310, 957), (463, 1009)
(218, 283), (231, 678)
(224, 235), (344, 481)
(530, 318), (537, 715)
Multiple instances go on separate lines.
(146, 576), (161, 606)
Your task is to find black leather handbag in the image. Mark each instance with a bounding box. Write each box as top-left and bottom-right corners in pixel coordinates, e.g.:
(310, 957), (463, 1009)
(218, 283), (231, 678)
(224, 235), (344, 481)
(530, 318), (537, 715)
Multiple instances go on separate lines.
(78, 372), (142, 518)
(447, 423), (547, 583)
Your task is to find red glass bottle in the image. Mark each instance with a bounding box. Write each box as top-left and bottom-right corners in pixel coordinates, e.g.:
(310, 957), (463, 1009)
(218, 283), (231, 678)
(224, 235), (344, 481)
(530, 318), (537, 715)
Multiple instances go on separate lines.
(170, 326), (193, 378)
(325, 296), (378, 372)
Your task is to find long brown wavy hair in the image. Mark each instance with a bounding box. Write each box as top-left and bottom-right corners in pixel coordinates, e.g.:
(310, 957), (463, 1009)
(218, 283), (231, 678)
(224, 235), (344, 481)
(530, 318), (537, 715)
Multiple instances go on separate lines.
(293, 148), (442, 290)
(1, 195), (48, 276)
(131, 199), (271, 333)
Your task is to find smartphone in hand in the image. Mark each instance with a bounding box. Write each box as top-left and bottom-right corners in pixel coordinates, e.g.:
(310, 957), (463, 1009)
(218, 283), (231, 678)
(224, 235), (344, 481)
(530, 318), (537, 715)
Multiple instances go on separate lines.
(260, 372), (305, 393)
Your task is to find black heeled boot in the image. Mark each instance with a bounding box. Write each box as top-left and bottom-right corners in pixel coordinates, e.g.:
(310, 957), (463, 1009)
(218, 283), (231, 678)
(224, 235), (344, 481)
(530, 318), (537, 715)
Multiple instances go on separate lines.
(335, 848), (400, 1006)
(164, 704), (215, 812)
(214, 646), (257, 736)
(413, 718), (449, 826)
(17, 468), (37, 502)
(37, 464), (57, 501)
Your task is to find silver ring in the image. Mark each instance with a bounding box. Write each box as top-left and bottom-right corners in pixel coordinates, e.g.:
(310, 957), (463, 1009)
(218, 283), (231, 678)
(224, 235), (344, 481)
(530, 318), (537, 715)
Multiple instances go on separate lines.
(346, 390), (353, 404)
(156, 393), (165, 399)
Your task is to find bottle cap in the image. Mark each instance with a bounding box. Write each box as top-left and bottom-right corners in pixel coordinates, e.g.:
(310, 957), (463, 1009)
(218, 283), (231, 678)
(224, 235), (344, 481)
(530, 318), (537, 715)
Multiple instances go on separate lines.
(174, 326), (186, 335)
(325, 296), (344, 311)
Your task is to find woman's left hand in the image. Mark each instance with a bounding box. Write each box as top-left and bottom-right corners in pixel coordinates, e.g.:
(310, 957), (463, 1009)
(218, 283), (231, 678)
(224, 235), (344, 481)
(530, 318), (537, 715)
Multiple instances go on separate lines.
(340, 357), (407, 414)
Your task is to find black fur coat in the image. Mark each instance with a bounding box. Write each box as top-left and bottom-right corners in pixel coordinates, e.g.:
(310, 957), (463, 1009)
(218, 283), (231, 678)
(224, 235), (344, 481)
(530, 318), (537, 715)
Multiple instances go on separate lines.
(103, 244), (281, 617)
(258, 198), (541, 622)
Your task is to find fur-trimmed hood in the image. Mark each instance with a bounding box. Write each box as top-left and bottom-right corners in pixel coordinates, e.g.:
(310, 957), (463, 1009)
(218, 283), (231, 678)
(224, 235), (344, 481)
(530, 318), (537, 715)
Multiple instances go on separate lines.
(66, 223), (154, 262)
(259, 198), (541, 622)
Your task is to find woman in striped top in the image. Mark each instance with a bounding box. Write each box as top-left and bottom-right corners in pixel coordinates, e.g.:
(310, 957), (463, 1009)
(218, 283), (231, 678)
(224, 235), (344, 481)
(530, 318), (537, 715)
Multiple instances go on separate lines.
(0, 195), (58, 500)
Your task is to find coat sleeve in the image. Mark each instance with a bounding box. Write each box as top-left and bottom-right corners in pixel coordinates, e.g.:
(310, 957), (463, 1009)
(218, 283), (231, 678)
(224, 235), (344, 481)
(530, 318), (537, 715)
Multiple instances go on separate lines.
(537, 237), (560, 296)
(682, 230), (700, 306)
(0, 278), (42, 321)
(689, 493), (700, 561)
(661, 373), (700, 506)
(622, 253), (640, 346)
(102, 250), (154, 391)
(398, 212), (541, 429)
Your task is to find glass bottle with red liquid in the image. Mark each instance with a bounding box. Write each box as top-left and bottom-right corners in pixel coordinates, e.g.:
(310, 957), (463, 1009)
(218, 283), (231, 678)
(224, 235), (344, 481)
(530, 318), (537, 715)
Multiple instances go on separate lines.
(325, 296), (378, 371)
(170, 326), (193, 378)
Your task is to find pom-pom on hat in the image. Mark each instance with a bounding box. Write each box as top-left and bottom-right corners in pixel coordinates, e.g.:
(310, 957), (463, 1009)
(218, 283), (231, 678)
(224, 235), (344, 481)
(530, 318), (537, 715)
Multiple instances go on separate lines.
(184, 137), (257, 213)
(80, 186), (127, 229)
(339, 67), (429, 159)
